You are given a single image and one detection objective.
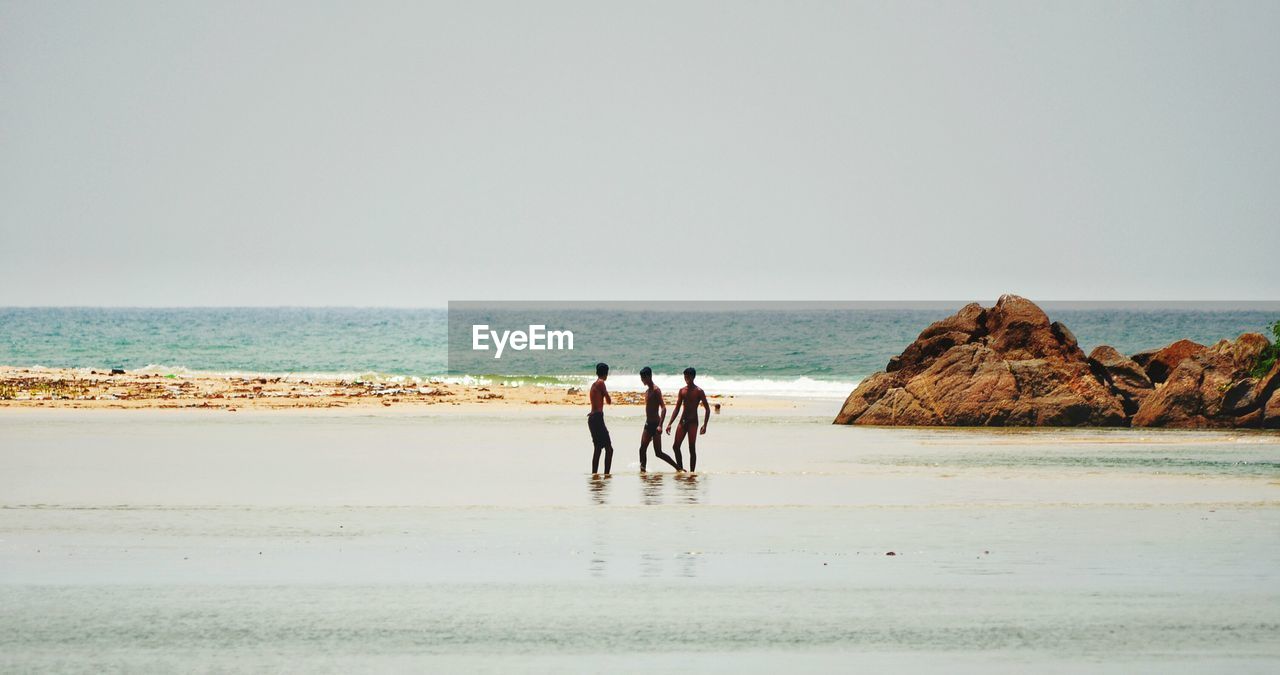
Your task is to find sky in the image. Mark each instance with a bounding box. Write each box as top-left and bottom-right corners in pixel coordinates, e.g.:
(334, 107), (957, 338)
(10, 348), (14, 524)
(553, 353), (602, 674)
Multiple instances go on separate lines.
(2, 0), (1278, 306)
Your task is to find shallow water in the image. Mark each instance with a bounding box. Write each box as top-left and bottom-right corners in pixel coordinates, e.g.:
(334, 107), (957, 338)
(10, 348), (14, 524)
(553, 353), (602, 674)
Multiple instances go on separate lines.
(2, 409), (1278, 672)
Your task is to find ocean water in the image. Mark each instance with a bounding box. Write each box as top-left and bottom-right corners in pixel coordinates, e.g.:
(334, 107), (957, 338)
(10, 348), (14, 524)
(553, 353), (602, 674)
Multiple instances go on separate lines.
(1, 305), (1276, 397)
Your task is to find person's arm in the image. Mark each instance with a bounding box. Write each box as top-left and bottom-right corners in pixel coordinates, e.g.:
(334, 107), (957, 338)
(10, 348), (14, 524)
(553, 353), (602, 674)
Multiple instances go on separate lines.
(699, 390), (711, 434)
(667, 394), (683, 434)
(658, 391), (667, 428)
(604, 383), (612, 405)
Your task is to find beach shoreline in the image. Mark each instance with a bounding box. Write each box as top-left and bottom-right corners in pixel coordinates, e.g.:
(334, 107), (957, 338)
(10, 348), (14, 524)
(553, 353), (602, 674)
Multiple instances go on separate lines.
(0, 366), (803, 411)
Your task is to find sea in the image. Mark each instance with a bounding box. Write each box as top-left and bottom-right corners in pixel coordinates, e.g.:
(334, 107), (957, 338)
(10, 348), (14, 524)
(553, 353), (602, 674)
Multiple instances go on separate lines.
(1, 304), (1277, 398)
(4, 306), (1280, 672)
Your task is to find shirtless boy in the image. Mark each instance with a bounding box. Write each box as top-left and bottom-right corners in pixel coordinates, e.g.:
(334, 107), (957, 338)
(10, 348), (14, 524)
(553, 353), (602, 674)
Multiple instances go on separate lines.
(665, 367), (710, 472)
(638, 367), (680, 472)
(588, 362), (614, 476)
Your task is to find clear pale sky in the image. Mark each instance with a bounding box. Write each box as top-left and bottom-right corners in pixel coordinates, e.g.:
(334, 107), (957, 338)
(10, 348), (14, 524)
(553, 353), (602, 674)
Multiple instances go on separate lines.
(2, 0), (1277, 306)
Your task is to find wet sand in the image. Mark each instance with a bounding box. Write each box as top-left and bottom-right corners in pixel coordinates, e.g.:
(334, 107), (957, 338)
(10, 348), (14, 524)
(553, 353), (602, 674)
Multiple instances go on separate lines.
(2, 406), (1278, 672)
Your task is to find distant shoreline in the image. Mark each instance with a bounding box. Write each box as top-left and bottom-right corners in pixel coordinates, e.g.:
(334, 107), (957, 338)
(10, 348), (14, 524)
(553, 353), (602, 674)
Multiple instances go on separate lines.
(0, 366), (808, 412)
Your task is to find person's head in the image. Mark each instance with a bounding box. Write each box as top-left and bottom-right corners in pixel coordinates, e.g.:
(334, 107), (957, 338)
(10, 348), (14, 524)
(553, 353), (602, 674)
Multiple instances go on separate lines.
(596, 362), (609, 380)
(639, 366), (652, 386)
(683, 367), (696, 384)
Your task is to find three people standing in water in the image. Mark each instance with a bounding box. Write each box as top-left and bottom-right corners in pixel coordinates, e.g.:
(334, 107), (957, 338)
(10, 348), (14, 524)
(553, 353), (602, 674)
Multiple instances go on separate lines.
(590, 362), (710, 476)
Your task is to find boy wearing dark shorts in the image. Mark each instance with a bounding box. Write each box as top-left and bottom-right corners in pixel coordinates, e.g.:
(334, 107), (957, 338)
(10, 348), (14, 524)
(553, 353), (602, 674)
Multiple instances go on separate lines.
(638, 367), (680, 472)
(588, 362), (614, 476)
(666, 367), (710, 472)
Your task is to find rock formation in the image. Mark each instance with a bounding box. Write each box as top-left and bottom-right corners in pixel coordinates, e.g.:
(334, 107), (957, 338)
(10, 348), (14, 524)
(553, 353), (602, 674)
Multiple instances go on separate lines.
(1132, 335), (1276, 428)
(835, 295), (1278, 429)
(1131, 339), (1206, 384)
(834, 295), (1128, 426)
(1264, 372), (1280, 429)
(1087, 345), (1153, 416)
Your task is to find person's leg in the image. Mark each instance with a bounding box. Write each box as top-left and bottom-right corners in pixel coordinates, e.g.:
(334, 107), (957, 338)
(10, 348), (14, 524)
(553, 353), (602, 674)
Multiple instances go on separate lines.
(639, 429), (651, 472)
(652, 431), (680, 471)
(671, 422), (688, 471)
(604, 443), (614, 475)
(687, 427), (697, 472)
(592, 446), (602, 474)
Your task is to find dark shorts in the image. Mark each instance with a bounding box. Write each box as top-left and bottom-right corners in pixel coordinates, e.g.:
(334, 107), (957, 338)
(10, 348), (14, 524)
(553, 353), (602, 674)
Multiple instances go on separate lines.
(587, 412), (611, 449)
(643, 420), (660, 437)
(679, 412), (699, 429)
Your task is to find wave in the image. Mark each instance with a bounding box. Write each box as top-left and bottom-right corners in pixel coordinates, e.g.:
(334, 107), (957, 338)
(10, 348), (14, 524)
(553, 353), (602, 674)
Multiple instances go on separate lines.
(389, 373), (856, 399)
(582, 374), (857, 400)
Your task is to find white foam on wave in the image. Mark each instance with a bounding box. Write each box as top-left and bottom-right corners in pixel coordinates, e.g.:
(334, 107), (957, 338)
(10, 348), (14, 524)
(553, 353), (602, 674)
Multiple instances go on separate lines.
(654, 374), (856, 400)
(126, 364), (436, 384)
(540, 373), (858, 400)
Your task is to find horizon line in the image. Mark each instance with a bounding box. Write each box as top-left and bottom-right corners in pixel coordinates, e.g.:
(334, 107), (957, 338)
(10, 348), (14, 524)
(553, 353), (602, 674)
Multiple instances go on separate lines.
(3, 300), (1280, 311)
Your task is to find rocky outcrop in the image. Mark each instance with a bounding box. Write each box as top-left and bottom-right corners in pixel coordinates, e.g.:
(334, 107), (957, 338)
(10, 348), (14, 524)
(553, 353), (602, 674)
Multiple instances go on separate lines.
(1132, 336), (1276, 428)
(1131, 339), (1205, 384)
(835, 295), (1128, 426)
(1088, 345), (1153, 416)
(836, 296), (1279, 429)
(1265, 374), (1280, 429)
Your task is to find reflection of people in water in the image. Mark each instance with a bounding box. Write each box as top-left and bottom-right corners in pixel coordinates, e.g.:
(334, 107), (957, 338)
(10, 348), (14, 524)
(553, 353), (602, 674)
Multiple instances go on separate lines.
(588, 474), (612, 506)
(587, 362), (614, 476)
(638, 367), (680, 473)
(673, 472), (702, 505)
(639, 472), (663, 506)
(666, 367), (710, 472)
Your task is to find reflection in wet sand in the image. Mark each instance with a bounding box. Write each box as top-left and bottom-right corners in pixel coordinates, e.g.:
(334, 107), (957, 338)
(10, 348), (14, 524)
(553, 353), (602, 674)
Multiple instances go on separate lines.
(640, 552), (664, 578)
(676, 551), (700, 578)
(588, 547), (608, 577)
(639, 473), (664, 505)
(673, 473), (705, 504)
(587, 475), (612, 506)
(587, 476), (614, 576)
(613, 473), (708, 506)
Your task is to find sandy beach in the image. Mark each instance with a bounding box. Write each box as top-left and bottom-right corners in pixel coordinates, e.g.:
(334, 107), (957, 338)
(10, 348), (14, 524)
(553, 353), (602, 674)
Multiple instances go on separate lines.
(0, 366), (758, 411)
(3, 404), (1278, 672)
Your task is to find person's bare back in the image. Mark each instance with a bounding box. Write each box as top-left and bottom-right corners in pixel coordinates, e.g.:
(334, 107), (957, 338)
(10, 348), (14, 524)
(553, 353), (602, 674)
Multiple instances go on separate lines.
(645, 385), (663, 424)
(589, 378), (610, 414)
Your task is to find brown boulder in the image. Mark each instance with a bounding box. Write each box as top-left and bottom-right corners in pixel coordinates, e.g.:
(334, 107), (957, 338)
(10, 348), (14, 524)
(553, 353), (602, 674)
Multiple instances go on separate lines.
(833, 371), (897, 425)
(1264, 387), (1280, 429)
(1131, 333), (1272, 428)
(918, 302), (987, 342)
(889, 303), (988, 374)
(1131, 339), (1206, 384)
(1218, 332), (1271, 371)
(835, 295), (1127, 426)
(1257, 361), (1280, 410)
(1088, 345), (1154, 415)
(1231, 361), (1280, 428)
(984, 295), (1073, 361)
